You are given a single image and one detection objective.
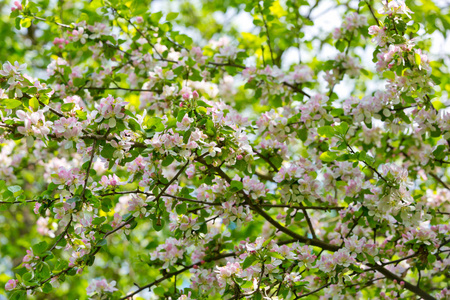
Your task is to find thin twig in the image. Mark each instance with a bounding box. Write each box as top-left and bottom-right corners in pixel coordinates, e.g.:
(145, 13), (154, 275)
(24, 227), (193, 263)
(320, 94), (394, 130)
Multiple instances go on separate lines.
(258, 3), (275, 65)
(295, 283), (331, 299)
(81, 140), (97, 200)
(364, 0), (380, 26)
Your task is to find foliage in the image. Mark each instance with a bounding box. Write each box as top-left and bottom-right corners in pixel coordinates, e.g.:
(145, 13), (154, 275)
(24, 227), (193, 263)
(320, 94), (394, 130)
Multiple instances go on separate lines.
(0, 0), (449, 299)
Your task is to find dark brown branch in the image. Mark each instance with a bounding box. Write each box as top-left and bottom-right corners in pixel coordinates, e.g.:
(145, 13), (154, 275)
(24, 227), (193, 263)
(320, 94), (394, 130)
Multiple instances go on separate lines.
(283, 82), (311, 98)
(252, 148), (280, 172)
(196, 157), (339, 252)
(430, 173), (450, 191)
(207, 61), (246, 69)
(364, 0), (380, 26)
(298, 202), (317, 239)
(381, 253), (417, 266)
(369, 264), (436, 300)
(255, 171), (275, 181)
(86, 86), (161, 93)
(295, 283), (331, 299)
(260, 204), (344, 210)
(0, 199), (39, 204)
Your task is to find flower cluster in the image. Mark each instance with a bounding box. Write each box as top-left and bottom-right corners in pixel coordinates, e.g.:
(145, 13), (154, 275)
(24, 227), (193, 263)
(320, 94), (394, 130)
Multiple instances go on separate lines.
(86, 279), (118, 295)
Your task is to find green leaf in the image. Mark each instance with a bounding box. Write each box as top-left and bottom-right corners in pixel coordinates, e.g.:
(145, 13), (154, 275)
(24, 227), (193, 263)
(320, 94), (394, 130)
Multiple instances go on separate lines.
(2, 99), (22, 109)
(166, 12), (179, 21)
(61, 103), (75, 112)
(21, 18), (31, 28)
(177, 109), (186, 122)
(431, 126), (441, 138)
(101, 143), (116, 159)
(335, 40), (345, 52)
(317, 126), (335, 138)
(32, 241), (48, 255)
(10, 290), (27, 300)
(183, 129), (192, 144)
(254, 292), (262, 300)
(433, 145), (446, 160)
(153, 219), (165, 231)
(150, 11), (163, 23)
(128, 118), (141, 131)
(162, 155), (174, 167)
(29, 97), (39, 111)
(253, 19), (264, 26)
(330, 108), (344, 117)
(42, 282), (53, 293)
(97, 239), (107, 247)
(230, 180), (243, 191)
(382, 71), (395, 80)
(67, 196), (81, 204)
(176, 202), (187, 215)
(414, 52), (421, 66)
(337, 122), (349, 135)
(431, 74), (441, 85)
(427, 254), (436, 264)
(270, 155), (283, 169)
(297, 127), (308, 142)
(242, 255), (257, 269)
(319, 151), (338, 162)
(358, 151), (367, 161)
(76, 110), (87, 120)
(269, 252), (285, 260)
(7, 185), (21, 193)
(15, 17), (21, 30)
(154, 286), (166, 296)
(147, 117), (165, 132)
(92, 216), (106, 225)
(397, 110), (411, 124)
(22, 272), (33, 282)
(197, 100), (211, 108)
(196, 106), (207, 115)
(205, 119), (215, 136)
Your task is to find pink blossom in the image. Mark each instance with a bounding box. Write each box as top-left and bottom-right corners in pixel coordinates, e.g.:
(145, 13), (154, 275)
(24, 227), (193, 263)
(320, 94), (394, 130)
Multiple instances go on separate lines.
(34, 202), (42, 214)
(93, 95), (128, 128)
(5, 279), (18, 291)
(176, 115), (194, 131)
(87, 22), (111, 39)
(150, 237), (185, 268)
(185, 164), (195, 178)
(11, 1), (22, 11)
(53, 37), (68, 48)
(202, 141), (221, 157)
(53, 117), (83, 139)
(86, 278), (118, 294)
(246, 237), (265, 252)
(378, 1), (413, 17)
(215, 262), (242, 287)
(70, 27), (88, 44)
(16, 110), (52, 138)
(95, 174), (122, 190)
